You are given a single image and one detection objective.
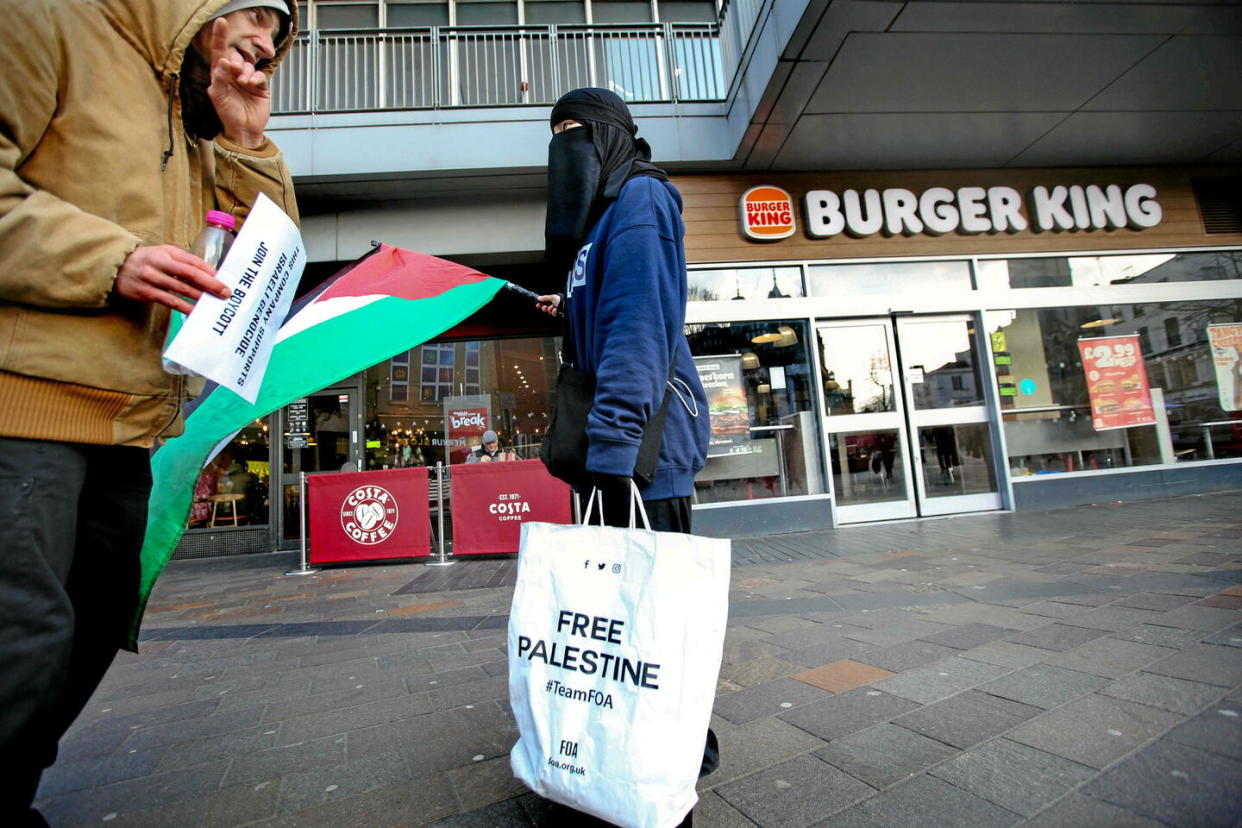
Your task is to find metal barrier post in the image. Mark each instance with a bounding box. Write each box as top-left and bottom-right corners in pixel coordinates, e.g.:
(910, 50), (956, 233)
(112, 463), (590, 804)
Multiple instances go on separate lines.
(427, 461), (456, 566)
(286, 471), (320, 575)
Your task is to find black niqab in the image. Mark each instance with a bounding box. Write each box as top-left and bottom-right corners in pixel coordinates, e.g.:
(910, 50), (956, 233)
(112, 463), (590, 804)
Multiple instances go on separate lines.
(544, 88), (669, 276)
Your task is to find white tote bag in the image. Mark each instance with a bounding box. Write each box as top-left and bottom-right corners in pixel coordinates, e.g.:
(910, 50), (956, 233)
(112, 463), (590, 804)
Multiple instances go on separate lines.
(508, 489), (730, 828)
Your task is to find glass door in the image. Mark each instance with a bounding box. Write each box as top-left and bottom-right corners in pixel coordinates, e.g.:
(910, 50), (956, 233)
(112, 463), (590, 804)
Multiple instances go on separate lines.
(818, 320), (918, 522)
(277, 387), (363, 544)
(895, 316), (1002, 516)
(818, 316), (1002, 523)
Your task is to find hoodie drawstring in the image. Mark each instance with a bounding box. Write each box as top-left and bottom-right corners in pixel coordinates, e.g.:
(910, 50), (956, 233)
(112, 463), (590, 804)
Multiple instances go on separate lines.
(161, 73), (178, 171)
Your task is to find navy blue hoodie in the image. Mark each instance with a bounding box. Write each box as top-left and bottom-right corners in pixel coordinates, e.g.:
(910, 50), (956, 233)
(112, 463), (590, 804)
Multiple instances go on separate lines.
(562, 176), (710, 500)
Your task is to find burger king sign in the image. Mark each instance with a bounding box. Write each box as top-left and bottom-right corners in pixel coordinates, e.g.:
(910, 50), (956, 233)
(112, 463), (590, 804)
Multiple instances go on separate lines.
(740, 186), (796, 241)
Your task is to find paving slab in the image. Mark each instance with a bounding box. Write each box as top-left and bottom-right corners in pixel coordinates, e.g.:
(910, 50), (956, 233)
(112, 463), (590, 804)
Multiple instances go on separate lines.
(1005, 624), (1109, 652)
(713, 677), (834, 725)
(1162, 703), (1242, 761)
(894, 691), (1042, 750)
(958, 641), (1056, 669)
(1007, 694), (1181, 768)
(869, 657), (1010, 704)
(1142, 642), (1242, 687)
(1114, 622), (1209, 649)
(1147, 604), (1240, 633)
(918, 623), (1016, 650)
(1113, 592), (1200, 611)
(707, 714), (830, 788)
(778, 689), (920, 741)
(979, 664), (1109, 709)
(1041, 637), (1177, 679)
(928, 738), (1095, 816)
(1021, 793), (1166, 828)
(821, 774), (1021, 828)
(715, 754), (875, 827)
(855, 640), (960, 672)
(1083, 739), (1242, 827)
(1102, 672), (1230, 715)
(793, 659), (894, 693)
(813, 723), (959, 789)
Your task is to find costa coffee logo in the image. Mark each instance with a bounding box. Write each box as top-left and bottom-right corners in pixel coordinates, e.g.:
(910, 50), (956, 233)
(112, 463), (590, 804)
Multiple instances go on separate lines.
(450, 410), (486, 429)
(340, 485), (398, 545)
(739, 186), (796, 241)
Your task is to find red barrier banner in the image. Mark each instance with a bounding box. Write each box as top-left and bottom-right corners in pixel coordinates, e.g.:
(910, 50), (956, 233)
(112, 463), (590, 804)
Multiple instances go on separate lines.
(449, 459), (571, 555)
(308, 467), (431, 563)
(1077, 335), (1156, 431)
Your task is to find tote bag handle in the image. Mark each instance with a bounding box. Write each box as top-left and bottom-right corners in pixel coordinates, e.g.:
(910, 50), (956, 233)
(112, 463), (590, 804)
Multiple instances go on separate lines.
(581, 480), (652, 531)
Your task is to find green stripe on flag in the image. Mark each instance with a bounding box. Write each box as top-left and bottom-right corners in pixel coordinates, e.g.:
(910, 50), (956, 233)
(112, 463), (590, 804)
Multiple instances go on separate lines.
(131, 278), (504, 649)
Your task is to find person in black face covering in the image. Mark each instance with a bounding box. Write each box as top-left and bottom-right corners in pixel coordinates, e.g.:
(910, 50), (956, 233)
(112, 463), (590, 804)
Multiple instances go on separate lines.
(534, 88), (715, 828)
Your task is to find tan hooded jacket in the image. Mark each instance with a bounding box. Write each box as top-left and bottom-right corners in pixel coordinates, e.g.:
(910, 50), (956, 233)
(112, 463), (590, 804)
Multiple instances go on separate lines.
(0, 0), (300, 447)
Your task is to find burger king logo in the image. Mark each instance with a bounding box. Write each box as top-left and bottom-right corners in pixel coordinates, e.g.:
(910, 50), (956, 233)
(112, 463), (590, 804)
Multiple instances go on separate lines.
(340, 485), (399, 545)
(740, 186), (796, 241)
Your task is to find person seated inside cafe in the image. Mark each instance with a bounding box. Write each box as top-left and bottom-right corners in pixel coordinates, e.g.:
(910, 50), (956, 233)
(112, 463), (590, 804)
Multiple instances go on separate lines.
(465, 429), (515, 463)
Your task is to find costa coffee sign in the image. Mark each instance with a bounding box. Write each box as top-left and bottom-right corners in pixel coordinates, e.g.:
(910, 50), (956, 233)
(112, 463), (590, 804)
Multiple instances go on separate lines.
(739, 186), (796, 241)
(738, 183), (1162, 241)
(340, 484), (399, 545)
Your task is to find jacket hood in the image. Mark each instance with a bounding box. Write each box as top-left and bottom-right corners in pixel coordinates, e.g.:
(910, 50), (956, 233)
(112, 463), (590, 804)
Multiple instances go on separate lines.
(96, 0), (298, 81)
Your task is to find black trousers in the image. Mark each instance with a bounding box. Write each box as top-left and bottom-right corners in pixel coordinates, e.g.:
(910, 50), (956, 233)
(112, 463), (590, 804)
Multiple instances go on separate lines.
(547, 494), (717, 827)
(0, 438), (150, 821)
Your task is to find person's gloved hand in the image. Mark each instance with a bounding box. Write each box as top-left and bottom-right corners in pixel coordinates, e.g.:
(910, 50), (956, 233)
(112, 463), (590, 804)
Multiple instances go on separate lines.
(590, 473), (632, 497)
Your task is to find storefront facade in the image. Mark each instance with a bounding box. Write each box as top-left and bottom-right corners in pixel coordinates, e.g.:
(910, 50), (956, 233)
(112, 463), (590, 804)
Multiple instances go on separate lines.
(175, 165), (1241, 556)
(675, 167), (1242, 536)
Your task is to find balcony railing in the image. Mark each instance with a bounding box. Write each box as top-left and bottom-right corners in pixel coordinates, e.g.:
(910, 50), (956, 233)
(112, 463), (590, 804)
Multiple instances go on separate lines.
(272, 22), (734, 114)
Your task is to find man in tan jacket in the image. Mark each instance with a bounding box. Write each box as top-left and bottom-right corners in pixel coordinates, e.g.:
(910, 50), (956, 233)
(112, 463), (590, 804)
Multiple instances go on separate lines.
(0, 1), (300, 821)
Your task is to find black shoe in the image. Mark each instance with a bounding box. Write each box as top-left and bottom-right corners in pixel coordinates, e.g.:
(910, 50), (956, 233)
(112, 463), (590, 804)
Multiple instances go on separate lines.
(698, 728), (720, 778)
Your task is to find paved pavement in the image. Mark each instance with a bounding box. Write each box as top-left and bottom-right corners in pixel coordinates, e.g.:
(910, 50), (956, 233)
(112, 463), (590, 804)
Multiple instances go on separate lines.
(35, 490), (1242, 827)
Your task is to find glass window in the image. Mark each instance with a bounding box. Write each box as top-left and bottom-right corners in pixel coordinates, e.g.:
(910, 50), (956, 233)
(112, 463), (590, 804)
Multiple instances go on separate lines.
(387, 2), (449, 26)
(592, 1), (653, 23)
(187, 421), (271, 530)
(977, 251), (1242, 289)
(657, 2), (718, 23)
(364, 336), (559, 469)
(524, 1), (586, 24)
(1164, 317), (1182, 348)
(456, 1), (519, 25)
(809, 260), (972, 298)
(316, 1), (379, 29)
(390, 351), (410, 402)
(819, 323), (894, 415)
(688, 266), (804, 302)
(992, 297), (1242, 477)
(829, 430), (905, 507)
(686, 320), (825, 504)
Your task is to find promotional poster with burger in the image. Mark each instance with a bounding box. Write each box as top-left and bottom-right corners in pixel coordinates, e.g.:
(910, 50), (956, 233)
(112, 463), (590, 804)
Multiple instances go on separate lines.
(1077, 335), (1156, 431)
(693, 356), (753, 456)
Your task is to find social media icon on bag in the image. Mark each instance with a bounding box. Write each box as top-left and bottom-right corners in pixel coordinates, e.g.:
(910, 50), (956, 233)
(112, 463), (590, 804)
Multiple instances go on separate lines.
(612, 564), (622, 574)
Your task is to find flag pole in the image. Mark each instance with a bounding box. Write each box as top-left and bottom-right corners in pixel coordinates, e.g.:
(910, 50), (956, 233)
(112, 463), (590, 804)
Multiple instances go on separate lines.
(286, 471), (320, 575)
(427, 461), (455, 566)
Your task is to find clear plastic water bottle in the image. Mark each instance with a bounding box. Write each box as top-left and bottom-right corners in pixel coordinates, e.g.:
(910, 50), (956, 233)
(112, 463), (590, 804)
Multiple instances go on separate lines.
(163, 210), (238, 375)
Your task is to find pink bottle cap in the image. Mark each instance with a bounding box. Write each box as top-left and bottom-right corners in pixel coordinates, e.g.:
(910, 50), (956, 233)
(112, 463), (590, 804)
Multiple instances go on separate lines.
(205, 210), (237, 231)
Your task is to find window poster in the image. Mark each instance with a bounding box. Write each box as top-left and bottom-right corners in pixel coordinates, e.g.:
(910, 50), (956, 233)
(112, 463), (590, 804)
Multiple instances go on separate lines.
(1077, 335), (1156, 431)
(444, 394), (491, 464)
(693, 355), (752, 457)
(1207, 324), (1242, 412)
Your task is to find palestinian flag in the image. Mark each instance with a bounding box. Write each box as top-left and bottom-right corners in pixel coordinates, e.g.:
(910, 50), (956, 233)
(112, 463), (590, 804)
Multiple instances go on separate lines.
(131, 244), (505, 649)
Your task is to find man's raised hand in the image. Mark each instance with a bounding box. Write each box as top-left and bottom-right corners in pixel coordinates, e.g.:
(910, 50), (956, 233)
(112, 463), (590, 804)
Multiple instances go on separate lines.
(207, 18), (270, 149)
